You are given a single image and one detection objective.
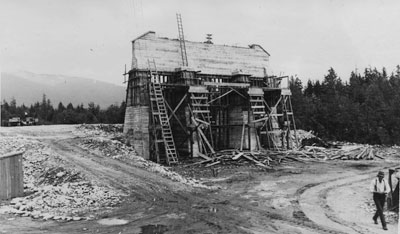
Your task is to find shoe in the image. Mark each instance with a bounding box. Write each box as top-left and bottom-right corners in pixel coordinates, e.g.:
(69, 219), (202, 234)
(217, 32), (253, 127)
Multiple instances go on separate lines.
(383, 226), (388, 230)
(373, 217), (378, 224)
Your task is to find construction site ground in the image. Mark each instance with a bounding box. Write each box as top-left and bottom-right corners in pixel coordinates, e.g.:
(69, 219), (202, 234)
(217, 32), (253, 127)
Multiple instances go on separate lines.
(0, 125), (398, 234)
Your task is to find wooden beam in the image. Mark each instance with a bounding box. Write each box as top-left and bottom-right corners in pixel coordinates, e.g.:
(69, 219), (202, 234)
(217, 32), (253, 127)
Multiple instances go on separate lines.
(195, 118), (210, 126)
(203, 81), (250, 88)
(252, 116), (270, 123)
(205, 161), (221, 167)
(229, 87), (248, 100)
(240, 123), (245, 151)
(191, 116), (215, 154)
(207, 89), (234, 104)
(168, 93), (187, 122)
(198, 152), (212, 161)
(243, 154), (272, 169)
(164, 99), (187, 132)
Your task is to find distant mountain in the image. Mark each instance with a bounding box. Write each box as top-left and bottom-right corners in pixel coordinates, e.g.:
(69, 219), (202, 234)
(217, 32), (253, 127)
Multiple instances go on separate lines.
(1, 71), (126, 108)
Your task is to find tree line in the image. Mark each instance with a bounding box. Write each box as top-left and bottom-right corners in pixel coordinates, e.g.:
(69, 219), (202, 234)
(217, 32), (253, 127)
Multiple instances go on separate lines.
(1, 94), (126, 126)
(290, 66), (400, 145)
(3, 66), (400, 145)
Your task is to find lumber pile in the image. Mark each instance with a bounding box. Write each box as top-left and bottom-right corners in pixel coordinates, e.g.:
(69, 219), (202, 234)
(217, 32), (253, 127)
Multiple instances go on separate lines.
(185, 149), (320, 169)
(186, 150), (274, 169)
(302, 144), (387, 160)
(186, 143), (391, 170)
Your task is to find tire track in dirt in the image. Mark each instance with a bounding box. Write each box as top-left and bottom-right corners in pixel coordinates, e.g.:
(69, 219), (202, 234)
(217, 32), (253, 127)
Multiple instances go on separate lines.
(47, 138), (189, 200)
(319, 182), (370, 234)
(296, 170), (388, 234)
(46, 138), (256, 233)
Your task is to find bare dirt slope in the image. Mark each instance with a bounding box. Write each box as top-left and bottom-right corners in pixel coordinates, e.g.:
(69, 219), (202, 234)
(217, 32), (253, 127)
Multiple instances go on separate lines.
(0, 125), (398, 234)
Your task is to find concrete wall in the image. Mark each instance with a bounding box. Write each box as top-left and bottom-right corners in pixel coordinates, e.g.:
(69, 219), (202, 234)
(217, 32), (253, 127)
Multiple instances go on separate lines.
(132, 32), (270, 77)
(227, 99), (258, 150)
(124, 106), (150, 160)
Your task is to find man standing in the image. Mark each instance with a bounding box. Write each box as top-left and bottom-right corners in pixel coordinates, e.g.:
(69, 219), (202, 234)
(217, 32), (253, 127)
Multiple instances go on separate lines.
(370, 171), (390, 230)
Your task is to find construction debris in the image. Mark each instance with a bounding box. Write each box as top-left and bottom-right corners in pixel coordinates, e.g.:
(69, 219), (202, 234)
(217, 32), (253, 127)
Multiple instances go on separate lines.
(1, 124), (398, 224)
(0, 124), (215, 221)
(0, 135), (123, 221)
(76, 124), (124, 137)
(184, 142), (396, 171)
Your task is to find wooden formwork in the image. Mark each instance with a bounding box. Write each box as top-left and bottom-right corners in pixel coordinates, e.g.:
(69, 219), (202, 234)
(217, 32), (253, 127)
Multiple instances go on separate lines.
(0, 151), (24, 200)
(123, 31), (297, 164)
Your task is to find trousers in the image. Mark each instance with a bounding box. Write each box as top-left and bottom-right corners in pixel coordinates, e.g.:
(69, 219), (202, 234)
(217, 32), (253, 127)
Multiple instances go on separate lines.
(373, 193), (387, 227)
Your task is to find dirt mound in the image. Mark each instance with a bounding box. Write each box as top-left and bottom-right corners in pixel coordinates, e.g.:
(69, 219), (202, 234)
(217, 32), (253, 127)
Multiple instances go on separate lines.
(78, 129), (212, 189)
(80, 137), (136, 160)
(76, 124), (123, 137)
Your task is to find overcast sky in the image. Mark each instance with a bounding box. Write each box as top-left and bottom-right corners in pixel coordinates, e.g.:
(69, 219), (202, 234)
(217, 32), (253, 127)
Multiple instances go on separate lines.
(1, 0), (400, 86)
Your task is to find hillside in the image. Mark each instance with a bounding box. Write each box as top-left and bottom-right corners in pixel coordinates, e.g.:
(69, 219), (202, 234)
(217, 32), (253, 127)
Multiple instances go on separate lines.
(1, 71), (126, 108)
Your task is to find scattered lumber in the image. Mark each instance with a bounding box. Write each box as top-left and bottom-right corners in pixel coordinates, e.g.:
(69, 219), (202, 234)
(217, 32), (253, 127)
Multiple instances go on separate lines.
(183, 143), (390, 169)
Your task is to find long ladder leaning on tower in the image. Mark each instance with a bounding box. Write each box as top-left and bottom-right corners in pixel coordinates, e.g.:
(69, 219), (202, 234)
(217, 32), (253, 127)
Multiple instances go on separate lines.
(148, 59), (178, 165)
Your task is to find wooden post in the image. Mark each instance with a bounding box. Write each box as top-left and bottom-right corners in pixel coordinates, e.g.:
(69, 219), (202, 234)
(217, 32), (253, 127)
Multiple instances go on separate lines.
(240, 123), (245, 151)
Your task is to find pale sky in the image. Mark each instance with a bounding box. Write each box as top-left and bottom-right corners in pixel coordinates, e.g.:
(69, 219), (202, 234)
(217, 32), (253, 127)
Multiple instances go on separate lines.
(1, 0), (400, 86)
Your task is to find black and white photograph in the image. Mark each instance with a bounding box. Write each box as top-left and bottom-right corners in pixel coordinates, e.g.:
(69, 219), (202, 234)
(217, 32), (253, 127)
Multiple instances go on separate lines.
(0, 0), (399, 233)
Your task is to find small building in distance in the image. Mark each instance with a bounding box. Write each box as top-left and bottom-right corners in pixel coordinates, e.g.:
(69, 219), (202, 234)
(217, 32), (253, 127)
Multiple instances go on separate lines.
(123, 31), (297, 165)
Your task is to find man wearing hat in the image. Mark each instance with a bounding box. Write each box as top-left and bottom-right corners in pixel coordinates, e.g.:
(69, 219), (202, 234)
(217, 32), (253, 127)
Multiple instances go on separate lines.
(370, 171), (390, 230)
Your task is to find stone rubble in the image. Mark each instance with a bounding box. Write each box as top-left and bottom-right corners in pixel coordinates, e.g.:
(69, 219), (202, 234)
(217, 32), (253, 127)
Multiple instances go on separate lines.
(0, 124), (212, 222)
(76, 125), (212, 189)
(0, 135), (123, 221)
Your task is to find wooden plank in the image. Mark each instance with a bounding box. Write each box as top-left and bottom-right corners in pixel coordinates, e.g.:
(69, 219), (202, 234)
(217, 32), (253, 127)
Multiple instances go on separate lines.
(5, 157), (11, 199)
(375, 154), (384, 159)
(355, 147), (368, 160)
(367, 148), (374, 160)
(232, 152), (244, 160)
(197, 153), (212, 161)
(194, 118), (210, 126)
(167, 93), (187, 122)
(255, 132), (261, 151)
(197, 127), (216, 154)
(0, 151), (24, 159)
(10, 156), (15, 198)
(207, 89), (234, 104)
(243, 154), (272, 168)
(0, 158), (6, 199)
(330, 154), (344, 160)
(16, 154), (24, 197)
(203, 82), (250, 88)
(205, 161), (221, 168)
(191, 116), (215, 154)
(240, 123), (245, 151)
(183, 158), (212, 167)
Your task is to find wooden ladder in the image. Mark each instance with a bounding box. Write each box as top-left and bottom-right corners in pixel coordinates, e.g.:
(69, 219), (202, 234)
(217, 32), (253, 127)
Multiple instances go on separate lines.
(191, 96), (211, 123)
(249, 95), (266, 120)
(189, 86), (214, 153)
(148, 59), (178, 165)
(176, 13), (188, 67)
(281, 93), (298, 148)
(150, 83), (178, 165)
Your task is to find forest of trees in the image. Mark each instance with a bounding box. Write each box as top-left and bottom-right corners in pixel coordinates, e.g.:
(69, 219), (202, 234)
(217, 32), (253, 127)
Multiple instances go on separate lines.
(290, 66), (400, 145)
(1, 94), (126, 126)
(2, 65), (400, 145)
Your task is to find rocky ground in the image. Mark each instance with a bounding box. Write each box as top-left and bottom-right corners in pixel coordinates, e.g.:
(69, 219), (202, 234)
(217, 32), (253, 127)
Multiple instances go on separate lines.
(0, 124), (398, 234)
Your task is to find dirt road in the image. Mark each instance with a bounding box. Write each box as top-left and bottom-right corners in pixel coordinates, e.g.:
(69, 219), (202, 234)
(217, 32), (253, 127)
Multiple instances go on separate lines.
(0, 125), (398, 233)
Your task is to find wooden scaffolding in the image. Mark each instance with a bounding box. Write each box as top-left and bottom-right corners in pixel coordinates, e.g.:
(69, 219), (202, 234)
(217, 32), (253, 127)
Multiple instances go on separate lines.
(123, 31), (298, 164)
